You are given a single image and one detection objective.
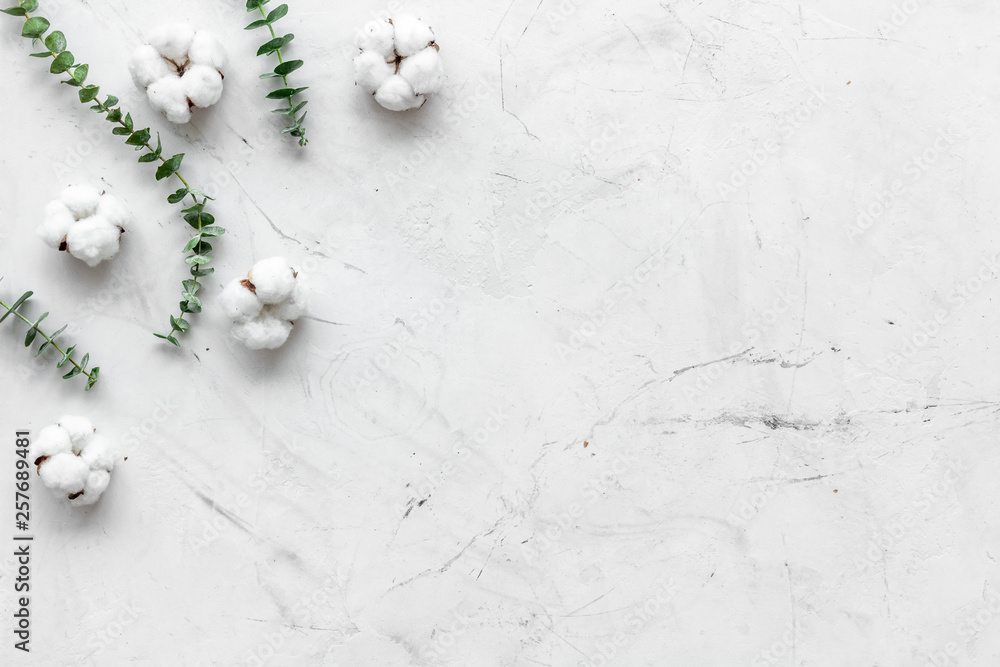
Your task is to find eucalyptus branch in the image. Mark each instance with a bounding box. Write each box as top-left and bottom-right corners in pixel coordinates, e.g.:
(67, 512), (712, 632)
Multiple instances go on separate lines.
(246, 0), (308, 146)
(0, 279), (100, 391)
(2, 0), (226, 347)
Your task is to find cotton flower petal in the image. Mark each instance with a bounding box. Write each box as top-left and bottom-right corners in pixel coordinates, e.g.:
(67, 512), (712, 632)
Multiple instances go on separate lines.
(220, 278), (264, 322)
(60, 184), (101, 220)
(375, 75), (425, 111)
(356, 19), (395, 59)
(96, 194), (130, 229)
(188, 30), (228, 71)
(57, 415), (95, 452)
(128, 45), (172, 89)
(147, 76), (193, 124)
(268, 280), (308, 321)
(250, 257), (297, 305)
(354, 50), (395, 94)
(38, 200), (75, 248)
(80, 434), (116, 472)
(183, 64), (224, 109)
(231, 316), (293, 350)
(69, 470), (111, 507)
(38, 453), (89, 497)
(65, 215), (122, 268)
(147, 23), (196, 62)
(398, 46), (445, 95)
(30, 425), (72, 461)
(392, 14), (435, 57)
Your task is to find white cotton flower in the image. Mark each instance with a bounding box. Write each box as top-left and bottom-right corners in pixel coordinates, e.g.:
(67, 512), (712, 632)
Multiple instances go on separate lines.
(355, 14), (442, 111)
(374, 75), (424, 112)
(64, 216), (122, 268)
(224, 258), (308, 350)
(220, 278), (264, 322)
(38, 201), (76, 248)
(354, 50), (395, 94)
(57, 415), (95, 453)
(398, 46), (445, 95)
(147, 23), (195, 62)
(60, 184), (101, 219)
(249, 257), (297, 305)
(231, 316), (293, 350)
(129, 25), (227, 124)
(40, 189), (127, 267)
(34, 419), (118, 506)
(147, 75), (193, 124)
(189, 31), (229, 71)
(31, 425), (72, 461)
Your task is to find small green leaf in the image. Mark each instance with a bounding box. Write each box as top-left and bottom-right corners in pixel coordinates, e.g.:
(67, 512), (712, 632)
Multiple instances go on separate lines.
(274, 59), (303, 76)
(185, 255), (211, 266)
(0, 291), (32, 324)
(1, 7), (28, 17)
(50, 51), (74, 74)
(200, 226), (226, 237)
(265, 4), (289, 23)
(62, 365), (82, 380)
(21, 0), (39, 11)
(21, 16), (50, 39)
(245, 19), (269, 30)
(86, 367), (100, 390)
(155, 153), (184, 180)
(168, 189), (190, 204)
(112, 127), (131, 136)
(78, 85), (100, 103)
(257, 33), (294, 56)
(57, 345), (76, 368)
(44, 30), (66, 53)
(72, 64), (89, 83)
(123, 113), (134, 131)
(125, 128), (151, 147)
(190, 266), (215, 278)
(153, 333), (181, 347)
(138, 153), (159, 163)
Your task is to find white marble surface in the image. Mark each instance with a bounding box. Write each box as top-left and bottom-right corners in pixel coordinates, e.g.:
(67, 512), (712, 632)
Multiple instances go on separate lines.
(1, 0), (999, 664)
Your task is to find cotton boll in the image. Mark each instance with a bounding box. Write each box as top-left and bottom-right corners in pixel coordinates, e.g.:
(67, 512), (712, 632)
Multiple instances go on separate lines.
(269, 280), (308, 321)
(80, 435), (116, 472)
(129, 45), (172, 89)
(375, 75), (424, 111)
(183, 65), (224, 109)
(147, 23), (195, 62)
(60, 184), (101, 220)
(220, 279), (264, 322)
(65, 216), (122, 268)
(249, 257), (297, 304)
(147, 76), (192, 124)
(188, 31), (228, 71)
(38, 200), (75, 248)
(354, 50), (395, 94)
(38, 453), (89, 497)
(96, 194), (130, 229)
(31, 425), (72, 461)
(69, 470), (111, 507)
(357, 19), (395, 59)
(231, 316), (293, 350)
(392, 14), (435, 57)
(57, 415), (95, 452)
(398, 46), (444, 95)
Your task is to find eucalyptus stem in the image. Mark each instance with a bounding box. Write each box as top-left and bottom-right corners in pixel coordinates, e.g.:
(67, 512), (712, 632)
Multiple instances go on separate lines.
(2, 0), (226, 347)
(0, 280), (100, 391)
(246, 0), (308, 146)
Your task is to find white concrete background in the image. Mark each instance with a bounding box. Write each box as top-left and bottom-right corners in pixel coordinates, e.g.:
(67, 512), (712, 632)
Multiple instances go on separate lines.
(1, 0), (998, 665)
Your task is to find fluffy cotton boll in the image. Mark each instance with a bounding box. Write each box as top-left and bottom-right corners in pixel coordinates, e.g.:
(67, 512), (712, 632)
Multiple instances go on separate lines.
(250, 257), (297, 304)
(31, 425), (72, 461)
(147, 76), (192, 124)
(188, 31), (228, 71)
(392, 14), (435, 57)
(60, 184), (101, 220)
(357, 19), (395, 59)
(80, 435), (116, 472)
(57, 415), (95, 453)
(354, 50), (395, 94)
(38, 453), (89, 497)
(398, 46), (444, 95)
(147, 23), (195, 62)
(65, 216), (122, 268)
(96, 194), (130, 229)
(183, 65), (224, 109)
(220, 279), (264, 322)
(70, 470), (111, 507)
(231, 316), (293, 350)
(269, 281), (308, 321)
(375, 75), (424, 111)
(129, 45), (172, 89)
(38, 200), (75, 248)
